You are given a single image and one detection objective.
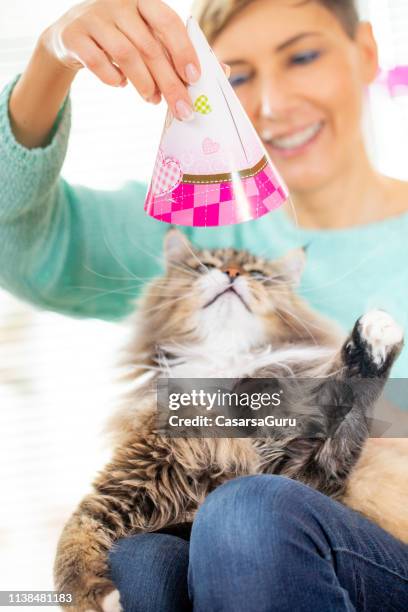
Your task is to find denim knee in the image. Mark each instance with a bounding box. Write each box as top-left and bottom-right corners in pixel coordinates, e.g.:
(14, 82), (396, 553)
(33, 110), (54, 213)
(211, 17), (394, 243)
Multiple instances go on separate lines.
(194, 475), (305, 527)
(190, 475), (325, 562)
(109, 533), (190, 612)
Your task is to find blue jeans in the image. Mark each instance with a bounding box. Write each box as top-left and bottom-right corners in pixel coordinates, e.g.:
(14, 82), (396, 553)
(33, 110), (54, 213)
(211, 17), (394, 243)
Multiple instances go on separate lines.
(109, 475), (408, 611)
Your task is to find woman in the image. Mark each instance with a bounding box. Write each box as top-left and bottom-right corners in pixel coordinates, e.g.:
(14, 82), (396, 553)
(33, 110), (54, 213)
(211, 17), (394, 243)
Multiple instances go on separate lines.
(1, 0), (407, 610)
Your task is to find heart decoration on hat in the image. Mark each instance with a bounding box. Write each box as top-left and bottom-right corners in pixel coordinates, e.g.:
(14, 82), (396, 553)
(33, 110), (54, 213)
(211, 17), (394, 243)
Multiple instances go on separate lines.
(194, 94), (212, 115)
(202, 137), (220, 155)
(151, 150), (182, 196)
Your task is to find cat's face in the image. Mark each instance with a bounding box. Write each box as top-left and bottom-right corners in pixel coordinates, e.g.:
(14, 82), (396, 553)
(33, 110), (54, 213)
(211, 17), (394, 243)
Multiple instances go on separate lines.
(140, 230), (306, 350)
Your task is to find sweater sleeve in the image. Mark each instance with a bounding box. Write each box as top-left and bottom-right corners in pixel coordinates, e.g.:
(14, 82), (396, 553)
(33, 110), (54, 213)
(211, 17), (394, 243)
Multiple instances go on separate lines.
(0, 77), (169, 321)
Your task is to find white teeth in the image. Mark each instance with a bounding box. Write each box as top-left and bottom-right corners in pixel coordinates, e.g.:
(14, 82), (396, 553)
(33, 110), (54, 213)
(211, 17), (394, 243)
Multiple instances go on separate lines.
(268, 122), (323, 150)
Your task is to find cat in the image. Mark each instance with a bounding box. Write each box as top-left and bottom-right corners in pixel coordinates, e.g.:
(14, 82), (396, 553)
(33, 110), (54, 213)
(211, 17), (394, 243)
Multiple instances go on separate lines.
(54, 229), (405, 612)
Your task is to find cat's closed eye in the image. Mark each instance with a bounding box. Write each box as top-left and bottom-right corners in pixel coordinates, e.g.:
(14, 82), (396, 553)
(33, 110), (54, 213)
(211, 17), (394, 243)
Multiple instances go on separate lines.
(248, 269), (267, 280)
(197, 262), (218, 273)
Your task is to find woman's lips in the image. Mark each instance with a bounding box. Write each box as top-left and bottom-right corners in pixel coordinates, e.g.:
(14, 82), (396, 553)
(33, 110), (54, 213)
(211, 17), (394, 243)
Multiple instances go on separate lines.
(263, 121), (324, 158)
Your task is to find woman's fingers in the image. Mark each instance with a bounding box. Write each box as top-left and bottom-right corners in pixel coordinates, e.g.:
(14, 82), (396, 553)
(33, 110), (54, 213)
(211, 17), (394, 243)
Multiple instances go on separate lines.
(88, 18), (158, 101)
(68, 35), (125, 87)
(146, 51), (195, 121)
(115, 9), (193, 118)
(49, 0), (205, 119)
(137, 0), (201, 85)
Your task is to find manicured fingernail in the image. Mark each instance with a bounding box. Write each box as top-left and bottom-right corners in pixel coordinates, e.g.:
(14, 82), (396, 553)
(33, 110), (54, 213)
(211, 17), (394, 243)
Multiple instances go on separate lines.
(149, 93), (161, 105)
(185, 63), (200, 84)
(221, 62), (231, 78)
(175, 99), (195, 122)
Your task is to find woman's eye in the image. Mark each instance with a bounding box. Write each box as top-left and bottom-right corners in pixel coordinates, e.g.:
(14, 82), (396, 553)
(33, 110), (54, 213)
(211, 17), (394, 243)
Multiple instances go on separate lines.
(290, 50), (321, 66)
(229, 73), (253, 88)
(249, 269), (266, 279)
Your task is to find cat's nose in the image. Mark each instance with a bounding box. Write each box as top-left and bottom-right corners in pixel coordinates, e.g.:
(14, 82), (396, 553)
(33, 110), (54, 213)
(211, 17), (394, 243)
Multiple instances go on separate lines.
(223, 266), (241, 279)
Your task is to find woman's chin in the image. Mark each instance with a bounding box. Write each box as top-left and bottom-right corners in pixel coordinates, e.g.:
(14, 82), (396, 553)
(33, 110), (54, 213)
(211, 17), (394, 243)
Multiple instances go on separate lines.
(275, 160), (337, 194)
(284, 171), (333, 194)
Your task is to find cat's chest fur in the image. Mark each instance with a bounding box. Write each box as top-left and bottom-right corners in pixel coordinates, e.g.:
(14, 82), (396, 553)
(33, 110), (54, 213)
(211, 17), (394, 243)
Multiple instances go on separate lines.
(160, 305), (334, 380)
(162, 343), (333, 379)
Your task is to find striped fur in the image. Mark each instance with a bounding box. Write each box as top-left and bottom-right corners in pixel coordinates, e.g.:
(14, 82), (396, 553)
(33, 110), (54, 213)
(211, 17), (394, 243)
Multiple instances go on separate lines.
(54, 231), (405, 611)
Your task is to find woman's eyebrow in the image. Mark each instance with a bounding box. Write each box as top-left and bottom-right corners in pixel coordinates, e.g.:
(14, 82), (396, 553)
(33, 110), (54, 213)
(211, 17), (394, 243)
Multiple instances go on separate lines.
(223, 32), (323, 66)
(275, 32), (322, 52)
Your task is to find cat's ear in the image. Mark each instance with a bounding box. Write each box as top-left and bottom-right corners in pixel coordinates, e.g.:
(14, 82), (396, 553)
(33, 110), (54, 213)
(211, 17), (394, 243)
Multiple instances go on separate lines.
(164, 228), (191, 264)
(277, 247), (306, 286)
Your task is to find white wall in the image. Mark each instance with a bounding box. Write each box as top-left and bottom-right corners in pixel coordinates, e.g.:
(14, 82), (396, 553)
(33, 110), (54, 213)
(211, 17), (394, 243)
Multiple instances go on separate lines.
(360, 0), (408, 179)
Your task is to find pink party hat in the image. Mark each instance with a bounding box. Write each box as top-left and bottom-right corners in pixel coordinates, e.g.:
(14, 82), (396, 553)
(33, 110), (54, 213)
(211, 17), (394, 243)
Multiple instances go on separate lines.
(144, 17), (289, 227)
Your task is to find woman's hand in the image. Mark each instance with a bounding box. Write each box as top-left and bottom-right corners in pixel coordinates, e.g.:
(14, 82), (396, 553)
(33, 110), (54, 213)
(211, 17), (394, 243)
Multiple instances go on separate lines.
(43, 0), (200, 121)
(9, 0), (201, 149)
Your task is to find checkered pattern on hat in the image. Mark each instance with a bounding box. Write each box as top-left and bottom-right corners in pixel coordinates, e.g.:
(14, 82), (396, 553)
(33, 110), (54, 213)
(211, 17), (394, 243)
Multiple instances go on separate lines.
(145, 161), (287, 227)
(193, 95), (212, 115)
(151, 151), (182, 196)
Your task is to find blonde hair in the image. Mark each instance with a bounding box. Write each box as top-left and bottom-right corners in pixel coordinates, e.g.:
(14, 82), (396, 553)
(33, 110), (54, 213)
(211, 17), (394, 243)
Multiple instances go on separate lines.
(192, 0), (359, 43)
(192, 0), (255, 42)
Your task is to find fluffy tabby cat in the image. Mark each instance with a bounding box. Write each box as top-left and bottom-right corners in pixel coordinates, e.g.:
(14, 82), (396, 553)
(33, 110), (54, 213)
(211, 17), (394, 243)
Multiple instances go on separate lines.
(54, 229), (406, 612)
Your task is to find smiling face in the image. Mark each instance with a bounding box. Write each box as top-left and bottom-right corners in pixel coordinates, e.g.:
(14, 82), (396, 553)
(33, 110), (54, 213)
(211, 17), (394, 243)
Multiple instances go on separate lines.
(211, 0), (378, 193)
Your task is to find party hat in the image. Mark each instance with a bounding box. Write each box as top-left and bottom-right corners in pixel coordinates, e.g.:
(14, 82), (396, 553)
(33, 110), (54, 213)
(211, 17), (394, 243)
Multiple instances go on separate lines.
(144, 17), (288, 227)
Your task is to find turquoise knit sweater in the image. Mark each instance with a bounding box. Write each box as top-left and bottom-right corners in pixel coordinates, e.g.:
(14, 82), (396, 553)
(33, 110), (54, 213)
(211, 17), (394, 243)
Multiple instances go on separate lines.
(1, 78), (408, 376)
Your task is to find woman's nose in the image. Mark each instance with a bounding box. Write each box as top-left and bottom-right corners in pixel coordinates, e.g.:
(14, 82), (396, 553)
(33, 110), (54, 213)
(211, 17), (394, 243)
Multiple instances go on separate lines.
(258, 78), (297, 122)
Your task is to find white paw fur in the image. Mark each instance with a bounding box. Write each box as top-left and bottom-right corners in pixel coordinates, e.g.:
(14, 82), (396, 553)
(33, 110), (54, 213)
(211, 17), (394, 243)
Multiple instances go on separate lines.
(101, 589), (123, 612)
(359, 310), (403, 366)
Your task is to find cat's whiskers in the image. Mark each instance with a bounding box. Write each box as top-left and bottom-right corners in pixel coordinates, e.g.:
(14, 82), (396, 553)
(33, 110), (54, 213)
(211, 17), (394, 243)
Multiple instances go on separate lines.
(74, 285), (148, 305)
(277, 305), (318, 344)
(260, 275), (295, 289)
(167, 261), (199, 278)
(147, 279), (199, 292)
(273, 307), (305, 340)
(101, 231), (149, 281)
(141, 291), (198, 315)
(124, 233), (200, 279)
(179, 240), (213, 275)
(83, 264), (154, 283)
(70, 278), (195, 305)
(180, 243), (221, 287)
(284, 305), (337, 335)
(73, 278), (190, 291)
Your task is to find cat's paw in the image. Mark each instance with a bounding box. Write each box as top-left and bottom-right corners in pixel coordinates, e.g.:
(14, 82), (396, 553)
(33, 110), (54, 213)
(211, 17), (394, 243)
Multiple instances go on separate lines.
(62, 579), (119, 612)
(359, 310), (403, 366)
(84, 588), (122, 612)
(345, 310), (404, 375)
(101, 589), (122, 612)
